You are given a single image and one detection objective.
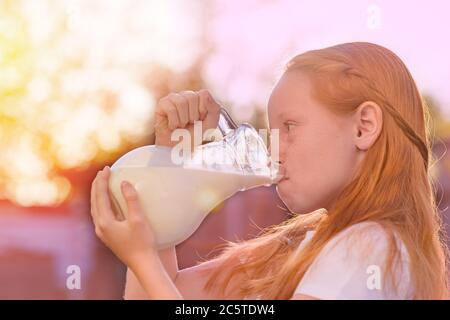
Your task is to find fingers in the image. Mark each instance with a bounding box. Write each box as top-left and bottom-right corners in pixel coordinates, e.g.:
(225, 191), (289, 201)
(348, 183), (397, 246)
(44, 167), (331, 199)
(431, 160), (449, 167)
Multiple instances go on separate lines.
(198, 89), (220, 130)
(156, 97), (180, 130)
(182, 90), (200, 124)
(90, 174), (99, 221)
(90, 168), (106, 238)
(197, 89), (210, 121)
(120, 181), (143, 221)
(156, 90), (217, 130)
(171, 93), (190, 127)
(95, 167), (116, 225)
(90, 167), (145, 244)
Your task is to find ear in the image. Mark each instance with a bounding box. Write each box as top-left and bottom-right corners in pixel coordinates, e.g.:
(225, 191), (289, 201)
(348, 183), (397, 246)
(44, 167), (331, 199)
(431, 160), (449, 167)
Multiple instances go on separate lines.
(353, 101), (383, 151)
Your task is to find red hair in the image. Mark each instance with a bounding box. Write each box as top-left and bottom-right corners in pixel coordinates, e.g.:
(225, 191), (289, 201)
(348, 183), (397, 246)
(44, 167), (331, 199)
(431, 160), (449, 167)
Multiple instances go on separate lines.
(201, 42), (449, 299)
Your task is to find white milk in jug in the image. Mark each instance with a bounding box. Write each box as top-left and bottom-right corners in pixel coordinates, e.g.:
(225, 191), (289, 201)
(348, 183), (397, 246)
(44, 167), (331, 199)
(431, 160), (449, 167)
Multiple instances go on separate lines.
(108, 166), (272, 249)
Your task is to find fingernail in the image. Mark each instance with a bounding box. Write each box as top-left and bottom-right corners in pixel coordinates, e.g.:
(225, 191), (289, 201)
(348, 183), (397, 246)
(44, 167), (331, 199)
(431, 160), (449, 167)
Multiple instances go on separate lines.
(121, 181), (133, 191)
(121, 181), (135, 197)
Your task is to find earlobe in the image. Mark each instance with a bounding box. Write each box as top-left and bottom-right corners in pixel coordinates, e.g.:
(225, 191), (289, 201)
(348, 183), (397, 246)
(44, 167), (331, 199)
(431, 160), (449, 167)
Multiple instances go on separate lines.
(354, 101), (383, 151)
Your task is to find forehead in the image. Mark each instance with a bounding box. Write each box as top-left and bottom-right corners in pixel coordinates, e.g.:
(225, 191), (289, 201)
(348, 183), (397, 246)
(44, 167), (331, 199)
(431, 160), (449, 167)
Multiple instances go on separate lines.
(268, 71), (313, 119)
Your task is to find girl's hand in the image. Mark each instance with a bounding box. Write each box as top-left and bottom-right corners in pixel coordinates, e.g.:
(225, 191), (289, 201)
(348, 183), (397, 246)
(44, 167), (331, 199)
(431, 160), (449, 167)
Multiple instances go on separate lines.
(90, 166), (157, 269)
(154, 89), (221, 147)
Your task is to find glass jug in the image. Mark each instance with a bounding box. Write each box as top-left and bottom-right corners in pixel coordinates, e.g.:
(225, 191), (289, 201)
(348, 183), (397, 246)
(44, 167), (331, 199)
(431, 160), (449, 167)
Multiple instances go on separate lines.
(108, 107), (281, 249)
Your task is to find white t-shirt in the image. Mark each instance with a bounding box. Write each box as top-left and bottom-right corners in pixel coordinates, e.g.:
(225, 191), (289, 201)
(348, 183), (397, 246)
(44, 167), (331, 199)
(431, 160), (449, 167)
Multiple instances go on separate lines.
(293, 221), (413, 300)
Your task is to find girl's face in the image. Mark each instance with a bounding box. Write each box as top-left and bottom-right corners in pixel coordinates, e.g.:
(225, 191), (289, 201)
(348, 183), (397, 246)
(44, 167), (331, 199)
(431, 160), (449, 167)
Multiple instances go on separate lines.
(268, 71), (360, 214)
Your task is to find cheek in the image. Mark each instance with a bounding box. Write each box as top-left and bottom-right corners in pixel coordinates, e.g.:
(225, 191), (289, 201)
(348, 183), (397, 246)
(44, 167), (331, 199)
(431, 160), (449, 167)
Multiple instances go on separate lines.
(289, 121), (355, 175)
(280, 127), (356, 212)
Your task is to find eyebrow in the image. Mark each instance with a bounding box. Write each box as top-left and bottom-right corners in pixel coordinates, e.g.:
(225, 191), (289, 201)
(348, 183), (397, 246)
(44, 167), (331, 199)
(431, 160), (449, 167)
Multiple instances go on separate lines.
(278, 111), (305, 122)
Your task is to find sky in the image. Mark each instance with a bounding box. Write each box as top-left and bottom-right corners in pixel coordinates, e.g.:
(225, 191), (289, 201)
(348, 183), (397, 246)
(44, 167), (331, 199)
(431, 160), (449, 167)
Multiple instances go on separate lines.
(203, 0), (450, 118)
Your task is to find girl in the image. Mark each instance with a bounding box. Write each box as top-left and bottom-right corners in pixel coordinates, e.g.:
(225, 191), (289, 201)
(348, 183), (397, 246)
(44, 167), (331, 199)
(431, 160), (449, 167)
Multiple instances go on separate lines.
(90, 42), (449, 299)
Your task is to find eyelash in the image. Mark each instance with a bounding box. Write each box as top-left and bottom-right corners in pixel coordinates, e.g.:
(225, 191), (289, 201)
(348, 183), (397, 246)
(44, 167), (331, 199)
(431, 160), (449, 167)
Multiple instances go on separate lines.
(284, 121), (296, 132)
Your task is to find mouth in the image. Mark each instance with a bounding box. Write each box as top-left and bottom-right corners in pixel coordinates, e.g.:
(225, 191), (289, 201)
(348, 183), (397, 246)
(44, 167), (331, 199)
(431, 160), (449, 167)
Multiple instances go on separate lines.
(276, 165), (287, 183)
(277, 175), (289, 184)
(275, 174), (289, 185)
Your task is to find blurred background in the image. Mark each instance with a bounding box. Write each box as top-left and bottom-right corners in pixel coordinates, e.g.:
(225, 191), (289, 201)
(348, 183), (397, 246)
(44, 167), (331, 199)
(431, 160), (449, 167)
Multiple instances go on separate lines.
(0, 0), (449, 299)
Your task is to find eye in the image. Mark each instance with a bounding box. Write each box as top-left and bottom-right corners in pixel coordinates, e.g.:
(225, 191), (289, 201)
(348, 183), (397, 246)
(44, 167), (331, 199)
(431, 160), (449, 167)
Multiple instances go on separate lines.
(284, 121), (297, 132)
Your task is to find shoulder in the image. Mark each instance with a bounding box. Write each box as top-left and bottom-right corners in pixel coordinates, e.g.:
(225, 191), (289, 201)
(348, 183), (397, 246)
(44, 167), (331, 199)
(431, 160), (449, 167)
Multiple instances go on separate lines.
(295, 221), (412, 299)
(325, 222), (396, 259)
(328, 221), (410, 267)
(311, 222), (401, 270)
(331, 221), (390, 244)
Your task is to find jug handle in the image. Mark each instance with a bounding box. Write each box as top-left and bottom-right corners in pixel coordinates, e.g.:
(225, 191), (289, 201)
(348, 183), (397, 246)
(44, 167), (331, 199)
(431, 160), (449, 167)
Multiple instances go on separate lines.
(218, 106), (238, 136)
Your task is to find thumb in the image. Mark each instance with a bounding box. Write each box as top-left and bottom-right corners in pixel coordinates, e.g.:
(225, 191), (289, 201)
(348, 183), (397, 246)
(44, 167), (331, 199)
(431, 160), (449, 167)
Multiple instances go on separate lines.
(120, 181), (142, 219)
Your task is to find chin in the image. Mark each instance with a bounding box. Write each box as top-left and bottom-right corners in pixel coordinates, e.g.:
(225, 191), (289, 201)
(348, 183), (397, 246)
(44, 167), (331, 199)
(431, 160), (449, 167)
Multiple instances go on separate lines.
(276, 184), (317, 215)
(276, 184), (301, 214)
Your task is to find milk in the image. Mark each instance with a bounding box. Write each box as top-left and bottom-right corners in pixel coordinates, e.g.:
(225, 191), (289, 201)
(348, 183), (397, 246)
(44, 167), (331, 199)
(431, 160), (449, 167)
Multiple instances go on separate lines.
(108, 166), (272, 249)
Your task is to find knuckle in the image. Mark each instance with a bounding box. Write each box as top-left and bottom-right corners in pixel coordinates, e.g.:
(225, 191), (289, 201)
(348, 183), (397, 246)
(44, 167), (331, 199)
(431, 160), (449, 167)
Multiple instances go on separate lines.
(188, 101), (198, 112)
(157, 96), (170, 108)
(168, 92), (178, 100)
(169, 93), (184, 105)
(211, 102), (220, 113)
(166, 104), (177, 115)
(179, 97), (189, 108)
(198, 89), (211, 100)
(184, 90), (197, 100)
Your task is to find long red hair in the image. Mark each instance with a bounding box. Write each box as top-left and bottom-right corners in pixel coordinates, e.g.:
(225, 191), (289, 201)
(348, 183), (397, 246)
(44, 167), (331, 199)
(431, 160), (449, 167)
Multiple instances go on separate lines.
(201, 42), (449, 299)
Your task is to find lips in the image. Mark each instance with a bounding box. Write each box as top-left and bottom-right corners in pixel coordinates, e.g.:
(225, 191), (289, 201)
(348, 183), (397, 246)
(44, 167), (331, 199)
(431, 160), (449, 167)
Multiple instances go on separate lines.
(275, 165), (287, 183)
(277, 164), (286, 176)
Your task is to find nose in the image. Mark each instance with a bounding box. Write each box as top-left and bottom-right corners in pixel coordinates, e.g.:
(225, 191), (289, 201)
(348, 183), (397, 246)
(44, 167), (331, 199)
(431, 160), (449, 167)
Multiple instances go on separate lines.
(268, 129), (285, 161)
(268, 143), (285, 165)
(269, 146), (285, 174)
(277, 162), (286, 176)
